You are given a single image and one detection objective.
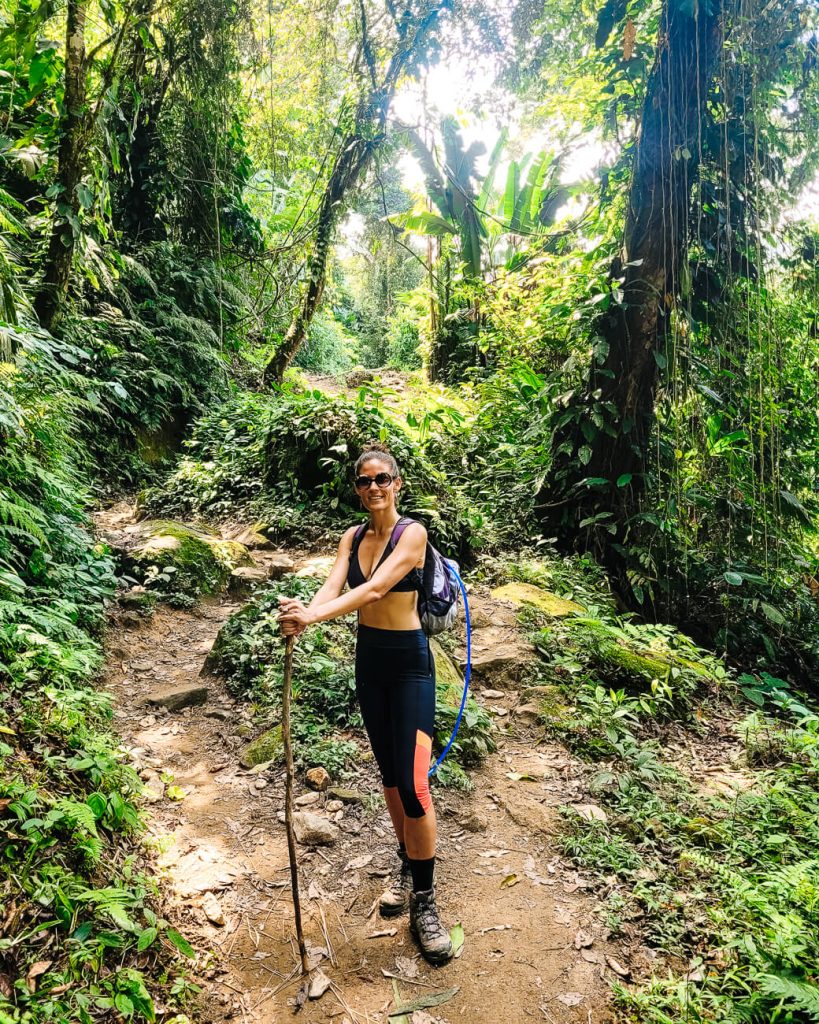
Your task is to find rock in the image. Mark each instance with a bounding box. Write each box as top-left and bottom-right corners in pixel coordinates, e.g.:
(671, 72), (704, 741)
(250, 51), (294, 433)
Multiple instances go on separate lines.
(457, 811), (488, 833)
(481, 688), (505, 700)
(295, 792), (320, 807)
(120, 520), (253, 597)
(230, 524), (273, 550)
(240, 726), (284, 768)
(254, 778), (268, 791)
(146, 683), (208, 712)
(307, 968), (331, 999)
(204, 709), (231, 721)
(457, 627), (536, 687)
(306, 766), (330, 791)
(228, 566), (270, 595)
(491, 582), (585, 618)
(266, 552), (295, 579)
(140, 771), (164, 803)
(572, 803), (608, 823)
(293, 812), (339, 846)
(513, 702), (541, 726)
(431, 639), (495, 762)
(122, 611), (143, 629)
(325, 799), (343, 812)
(119, 588), (153, 609)
(202, 892), (225, 926)
(235, 723), (253, 739)
(326, 787), (366, 805)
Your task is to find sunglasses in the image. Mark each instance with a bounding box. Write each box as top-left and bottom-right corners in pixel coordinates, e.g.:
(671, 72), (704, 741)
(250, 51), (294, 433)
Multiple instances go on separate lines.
(354, 472), (395, 490)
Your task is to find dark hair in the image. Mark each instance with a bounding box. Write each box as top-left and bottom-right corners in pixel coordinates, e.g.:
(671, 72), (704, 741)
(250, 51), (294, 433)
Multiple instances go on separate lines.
(355, 441), (400, 478)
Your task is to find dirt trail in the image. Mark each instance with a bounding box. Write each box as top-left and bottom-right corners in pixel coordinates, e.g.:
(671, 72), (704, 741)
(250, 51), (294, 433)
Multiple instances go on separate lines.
(97, 504), (622, 1024)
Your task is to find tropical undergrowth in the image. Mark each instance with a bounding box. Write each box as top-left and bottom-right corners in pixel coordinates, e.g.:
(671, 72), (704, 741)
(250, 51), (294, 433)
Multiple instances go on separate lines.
(142, 381), (482, 559)
(0, 329), (197, 1021)
(203, 574), (493, 787)
(512, 553), (819, 1023)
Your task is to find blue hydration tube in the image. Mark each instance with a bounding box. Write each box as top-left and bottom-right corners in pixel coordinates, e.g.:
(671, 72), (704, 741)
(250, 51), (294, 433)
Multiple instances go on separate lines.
(428, 562), (471, 776)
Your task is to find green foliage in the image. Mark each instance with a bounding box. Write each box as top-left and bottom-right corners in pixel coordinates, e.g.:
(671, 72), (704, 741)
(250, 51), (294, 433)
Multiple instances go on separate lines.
(293, 313), (359, 375)
(206, 575), (492, 781)
(0, 313), (193, 1021)
(146, 384), (480, 557)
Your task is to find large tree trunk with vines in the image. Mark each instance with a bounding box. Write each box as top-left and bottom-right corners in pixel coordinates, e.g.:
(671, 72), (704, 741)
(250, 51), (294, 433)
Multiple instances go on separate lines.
(544, 0), (725, 551)
(262, 2), (445, 385)
(34, 0), (88, 330)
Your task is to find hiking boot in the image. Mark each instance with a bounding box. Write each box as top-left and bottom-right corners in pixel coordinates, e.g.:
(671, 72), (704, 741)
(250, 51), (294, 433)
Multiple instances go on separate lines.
(409, 887), (453, 965)
(379, 848), (411, 918)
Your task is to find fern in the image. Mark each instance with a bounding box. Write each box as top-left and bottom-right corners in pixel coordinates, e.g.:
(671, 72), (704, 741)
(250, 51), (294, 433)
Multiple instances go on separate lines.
(758, 974), (819, 1019)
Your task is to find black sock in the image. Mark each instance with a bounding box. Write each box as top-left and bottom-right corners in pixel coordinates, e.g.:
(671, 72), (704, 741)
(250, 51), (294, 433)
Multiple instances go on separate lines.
(408, 855), (435, 893)
(398, 841), (407, 858)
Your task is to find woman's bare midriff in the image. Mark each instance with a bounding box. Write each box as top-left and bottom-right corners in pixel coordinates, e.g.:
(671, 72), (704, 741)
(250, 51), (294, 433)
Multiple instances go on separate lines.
(358, 589), (422, 630)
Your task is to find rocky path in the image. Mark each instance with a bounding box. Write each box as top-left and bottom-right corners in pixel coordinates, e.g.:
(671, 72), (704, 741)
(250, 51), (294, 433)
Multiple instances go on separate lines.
(97, 505), (623, 1024)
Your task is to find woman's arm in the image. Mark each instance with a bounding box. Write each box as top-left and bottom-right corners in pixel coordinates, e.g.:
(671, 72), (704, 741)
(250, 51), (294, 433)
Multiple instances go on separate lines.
(279, 522), (426, 631)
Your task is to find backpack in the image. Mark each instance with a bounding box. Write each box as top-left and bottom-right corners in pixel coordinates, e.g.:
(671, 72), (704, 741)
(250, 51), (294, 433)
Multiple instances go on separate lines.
(350, 516), (461, 635)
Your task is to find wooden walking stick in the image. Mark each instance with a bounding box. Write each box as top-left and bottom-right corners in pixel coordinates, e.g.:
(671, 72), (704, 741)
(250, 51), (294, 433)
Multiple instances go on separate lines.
(282, 634), (309, 975)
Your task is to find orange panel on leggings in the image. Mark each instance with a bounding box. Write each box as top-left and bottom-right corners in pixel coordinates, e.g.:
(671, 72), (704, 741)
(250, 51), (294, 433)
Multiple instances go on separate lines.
(413, 730), (433, 814)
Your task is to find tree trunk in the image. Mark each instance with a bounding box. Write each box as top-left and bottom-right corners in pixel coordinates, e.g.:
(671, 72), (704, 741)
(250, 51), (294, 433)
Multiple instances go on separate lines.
(262, 3), (445, 385)
(262, 122), (378, 384)
(545, 0), (725, 535)
(34, 0), (88, 330)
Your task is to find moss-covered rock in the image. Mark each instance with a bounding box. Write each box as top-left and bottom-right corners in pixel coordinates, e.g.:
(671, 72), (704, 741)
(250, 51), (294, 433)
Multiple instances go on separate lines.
(240, 725), (283, 768)
(540, 616), (719, 697)
(126, 520), (252, 596)
(491, 582), (585, 618)
(431, 639), (495, 766)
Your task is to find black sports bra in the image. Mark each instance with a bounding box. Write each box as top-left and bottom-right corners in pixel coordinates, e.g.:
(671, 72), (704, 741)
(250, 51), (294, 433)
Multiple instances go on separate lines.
(346, 522), (422, 593)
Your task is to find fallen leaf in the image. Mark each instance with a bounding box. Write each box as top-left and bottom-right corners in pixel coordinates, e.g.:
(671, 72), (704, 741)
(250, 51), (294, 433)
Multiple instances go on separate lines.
(479, 924), (511, 934)
(449, 922), (464, 958)
(395, 956), (420, 979)
(346, 854), (373, 871)
(308, 968), (331, 999)
(554, 905), (574, 925)
(500, 873), (520, 888)
(368, 928), (398, 939)
(26, 961), (52, 994)
(606, 955), (630, 977)
(506, 771), (537, 781)
(557, 992), (584, 1007)
(388, 987), (460, 1018)
(165, 785), (186, 801)
(522, 855), (553, 886)
(479, 849), (511, 858)
(574, 929), (593, 949)
(580, 949), (601, 964)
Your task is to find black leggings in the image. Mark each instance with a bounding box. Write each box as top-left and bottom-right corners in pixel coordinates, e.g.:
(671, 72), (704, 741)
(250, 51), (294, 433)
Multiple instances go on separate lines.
(355, 623), (436, 818)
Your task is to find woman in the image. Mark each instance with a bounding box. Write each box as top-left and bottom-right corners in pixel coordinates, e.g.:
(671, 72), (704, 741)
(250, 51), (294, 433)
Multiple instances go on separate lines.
(277, 442), (453, 966)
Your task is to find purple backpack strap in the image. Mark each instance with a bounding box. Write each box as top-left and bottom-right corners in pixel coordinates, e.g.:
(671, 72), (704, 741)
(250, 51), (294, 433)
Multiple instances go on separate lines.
(389, 516), (415, 548)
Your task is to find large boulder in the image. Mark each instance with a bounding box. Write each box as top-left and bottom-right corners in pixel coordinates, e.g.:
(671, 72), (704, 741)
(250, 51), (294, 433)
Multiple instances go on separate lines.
(121, 520), (252, 596)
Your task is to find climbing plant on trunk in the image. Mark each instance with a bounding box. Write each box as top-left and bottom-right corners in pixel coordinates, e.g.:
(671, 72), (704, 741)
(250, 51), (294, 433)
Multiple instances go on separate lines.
(543, 0), (726, 552)
(262, 0), (447, 385)
(34, 0), (134, 330)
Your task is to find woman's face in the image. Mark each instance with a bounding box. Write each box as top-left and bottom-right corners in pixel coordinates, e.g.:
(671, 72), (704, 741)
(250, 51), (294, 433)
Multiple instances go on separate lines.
(355, 457), (401, 512)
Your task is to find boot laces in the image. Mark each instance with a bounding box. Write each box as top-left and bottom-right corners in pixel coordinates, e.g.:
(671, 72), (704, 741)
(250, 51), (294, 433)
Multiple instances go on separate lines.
(416, 896), (445, 936)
